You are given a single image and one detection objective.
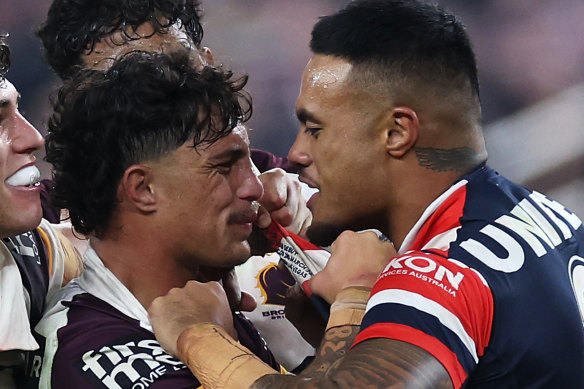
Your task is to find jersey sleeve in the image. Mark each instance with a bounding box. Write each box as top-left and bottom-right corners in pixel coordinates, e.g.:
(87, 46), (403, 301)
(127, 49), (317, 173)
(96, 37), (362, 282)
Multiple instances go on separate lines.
(352, 250), (494, 388)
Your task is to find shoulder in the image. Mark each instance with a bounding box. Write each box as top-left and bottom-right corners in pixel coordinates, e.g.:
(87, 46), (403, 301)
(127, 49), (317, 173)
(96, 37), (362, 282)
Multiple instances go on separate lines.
(39, 292), (195, 388)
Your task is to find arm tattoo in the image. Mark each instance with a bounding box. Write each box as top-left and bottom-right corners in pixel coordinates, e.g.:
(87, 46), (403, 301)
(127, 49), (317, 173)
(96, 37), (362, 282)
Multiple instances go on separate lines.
(414, 146), (477, 173)
(252, 325), (359, 388)
(252, 338), (453, 389)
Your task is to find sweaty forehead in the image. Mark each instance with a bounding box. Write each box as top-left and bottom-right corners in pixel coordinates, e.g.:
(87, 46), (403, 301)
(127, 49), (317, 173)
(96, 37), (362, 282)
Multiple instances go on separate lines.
(0, 80), (18, 104)
(82, 22), (206, 71)
(303, 55), (352, 90)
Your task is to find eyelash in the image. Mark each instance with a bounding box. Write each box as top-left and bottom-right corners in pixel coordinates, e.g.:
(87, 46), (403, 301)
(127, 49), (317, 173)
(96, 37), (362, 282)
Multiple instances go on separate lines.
(304, 127), (322, 138)
(215, 160), (236, 173)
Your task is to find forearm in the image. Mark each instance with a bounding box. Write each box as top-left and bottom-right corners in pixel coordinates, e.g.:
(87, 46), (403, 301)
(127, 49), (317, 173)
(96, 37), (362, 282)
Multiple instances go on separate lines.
(177, 287), (370, 389)
(285, 287), (370, 380)
(177, 323), (278, 388)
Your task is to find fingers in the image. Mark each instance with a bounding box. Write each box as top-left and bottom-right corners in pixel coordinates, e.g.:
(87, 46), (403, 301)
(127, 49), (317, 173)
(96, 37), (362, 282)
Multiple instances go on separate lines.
(255, 206), (272, 229)
(257, 169), (312, 234)
(258, 168), (288, 213)
(310, 230), (396, 303)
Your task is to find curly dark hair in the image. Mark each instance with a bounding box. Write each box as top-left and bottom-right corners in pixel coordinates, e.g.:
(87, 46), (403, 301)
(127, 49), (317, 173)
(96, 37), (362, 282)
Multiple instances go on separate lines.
(45, 50), (251, 237)
(0, 33), (10, 83)
(37, 0), (204, 79)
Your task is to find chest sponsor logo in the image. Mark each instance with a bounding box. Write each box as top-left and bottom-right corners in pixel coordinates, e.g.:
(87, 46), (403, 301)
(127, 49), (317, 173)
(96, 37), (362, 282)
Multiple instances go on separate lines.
(383, 255), (463, 297)
(81, 339), (186, 389)
(460, 191), (582, 272)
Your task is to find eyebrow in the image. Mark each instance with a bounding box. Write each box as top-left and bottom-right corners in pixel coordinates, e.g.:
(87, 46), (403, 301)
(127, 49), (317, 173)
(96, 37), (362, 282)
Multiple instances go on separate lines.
(211, 146), (248, 162)
(0, 93), (20, 108)
(296, 108), (321, 124)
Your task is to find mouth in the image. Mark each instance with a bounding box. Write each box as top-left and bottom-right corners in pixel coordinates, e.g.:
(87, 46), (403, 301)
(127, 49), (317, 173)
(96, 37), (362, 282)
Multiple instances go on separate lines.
(229, 207), (259, 226)
(298, 174), (319, 190)
(5, 165), (41, 188)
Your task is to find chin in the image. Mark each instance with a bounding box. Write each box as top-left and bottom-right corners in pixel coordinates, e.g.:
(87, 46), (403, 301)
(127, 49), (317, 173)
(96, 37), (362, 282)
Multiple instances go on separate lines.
(305, 222), (346, 247)
(225, 241), (253, 266)
(2, 215), (42, 238)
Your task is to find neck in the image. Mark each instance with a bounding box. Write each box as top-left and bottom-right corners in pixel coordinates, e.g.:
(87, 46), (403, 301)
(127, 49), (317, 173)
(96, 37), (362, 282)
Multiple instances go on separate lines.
(90, 230), (200, 309)
(386, 163), (466, 250)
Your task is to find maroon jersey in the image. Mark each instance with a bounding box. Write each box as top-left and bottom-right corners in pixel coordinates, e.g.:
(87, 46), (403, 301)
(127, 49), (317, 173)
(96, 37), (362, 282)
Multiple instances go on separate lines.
(34, 246), (280, 389)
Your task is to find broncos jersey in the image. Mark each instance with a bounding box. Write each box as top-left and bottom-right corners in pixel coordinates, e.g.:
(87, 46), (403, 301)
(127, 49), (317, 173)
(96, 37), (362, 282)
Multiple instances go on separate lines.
(35, 245), (281, 389)
(0, 219), (72, 388)
(353, 164), (584, 388)
(235, 253), (316, 371)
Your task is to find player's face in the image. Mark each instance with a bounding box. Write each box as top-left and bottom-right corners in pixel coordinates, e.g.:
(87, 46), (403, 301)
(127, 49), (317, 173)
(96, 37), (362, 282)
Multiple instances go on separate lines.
(82, 21), (213, 71)
(149, 124), (263, 270)
(0, 80), (44, 238)
(288, 55), (391, 246)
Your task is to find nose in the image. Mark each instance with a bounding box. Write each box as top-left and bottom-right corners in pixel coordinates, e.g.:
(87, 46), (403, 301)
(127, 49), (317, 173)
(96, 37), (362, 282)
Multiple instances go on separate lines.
(11, 112), (44, 154)
(287, 131), (312, 168)
(236, 162), (264, 201)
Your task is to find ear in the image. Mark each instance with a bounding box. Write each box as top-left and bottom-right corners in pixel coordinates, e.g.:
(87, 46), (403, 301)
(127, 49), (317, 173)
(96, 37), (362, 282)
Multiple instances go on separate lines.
(384, 107), (420, 158)
(201, 46), (215, 65)
(120, 164), (157, 213)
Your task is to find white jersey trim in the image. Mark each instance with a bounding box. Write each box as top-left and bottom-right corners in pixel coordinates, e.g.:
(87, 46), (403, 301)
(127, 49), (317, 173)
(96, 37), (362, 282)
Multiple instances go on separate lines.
(367, 289), (479, 362)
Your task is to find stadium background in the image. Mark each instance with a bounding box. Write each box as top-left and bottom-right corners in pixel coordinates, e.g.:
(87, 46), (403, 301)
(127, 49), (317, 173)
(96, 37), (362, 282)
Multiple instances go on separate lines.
(2, 0), (583, 217)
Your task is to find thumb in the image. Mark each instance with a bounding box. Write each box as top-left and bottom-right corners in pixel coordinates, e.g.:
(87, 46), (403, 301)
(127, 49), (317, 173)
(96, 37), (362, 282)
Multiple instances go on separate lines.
(238, 291), (258, 312)
(255, 206), (272, 229)
(308, 272), (336, 304)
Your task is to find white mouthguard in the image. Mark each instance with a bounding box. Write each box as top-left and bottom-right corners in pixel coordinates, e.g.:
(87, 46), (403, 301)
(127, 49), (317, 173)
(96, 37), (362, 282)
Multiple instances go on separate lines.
(6, 165), (41, 187)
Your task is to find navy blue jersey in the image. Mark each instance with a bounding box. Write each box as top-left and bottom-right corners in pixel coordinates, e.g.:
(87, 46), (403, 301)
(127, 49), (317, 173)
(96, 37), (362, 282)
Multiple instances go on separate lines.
(354, 165), (584, 388)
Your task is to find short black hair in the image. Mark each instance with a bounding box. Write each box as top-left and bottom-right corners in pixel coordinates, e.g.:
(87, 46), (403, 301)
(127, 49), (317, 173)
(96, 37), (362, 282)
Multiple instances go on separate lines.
(37, 0), (204, 79)
(45, 50), (251, 237)
(310, 0), (480, 100)
(0, 33), (10, 83)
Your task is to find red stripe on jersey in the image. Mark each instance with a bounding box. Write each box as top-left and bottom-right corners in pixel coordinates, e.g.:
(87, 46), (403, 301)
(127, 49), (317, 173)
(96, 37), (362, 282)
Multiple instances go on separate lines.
(408, 185), (467, 251)
(373, 251), (494, 358)
(353, 322), (467, 388)
(265, 221), (322, 251)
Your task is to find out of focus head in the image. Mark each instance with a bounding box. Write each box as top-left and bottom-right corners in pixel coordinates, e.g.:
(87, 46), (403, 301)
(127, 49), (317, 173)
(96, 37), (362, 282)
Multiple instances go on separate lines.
(0, 34), (45, 238)
(46, 50), (263, 268)
(288, 0), (487, 245)
(38, 0), (211, 79)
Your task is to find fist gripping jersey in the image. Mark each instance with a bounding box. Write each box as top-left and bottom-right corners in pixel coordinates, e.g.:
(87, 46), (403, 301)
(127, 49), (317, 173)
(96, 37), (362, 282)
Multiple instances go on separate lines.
(34, 245), (281, 389)
(353, 165), (584, 388)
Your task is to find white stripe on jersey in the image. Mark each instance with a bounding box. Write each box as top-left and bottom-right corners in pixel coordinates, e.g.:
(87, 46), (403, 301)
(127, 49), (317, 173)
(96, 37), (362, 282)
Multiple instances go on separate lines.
(367, 289), (478, 362)
(421, 227), (460, 252)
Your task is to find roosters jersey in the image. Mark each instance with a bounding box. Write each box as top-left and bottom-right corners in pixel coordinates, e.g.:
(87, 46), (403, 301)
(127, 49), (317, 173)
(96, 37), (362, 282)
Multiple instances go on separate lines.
(353, 165), (584, 388)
